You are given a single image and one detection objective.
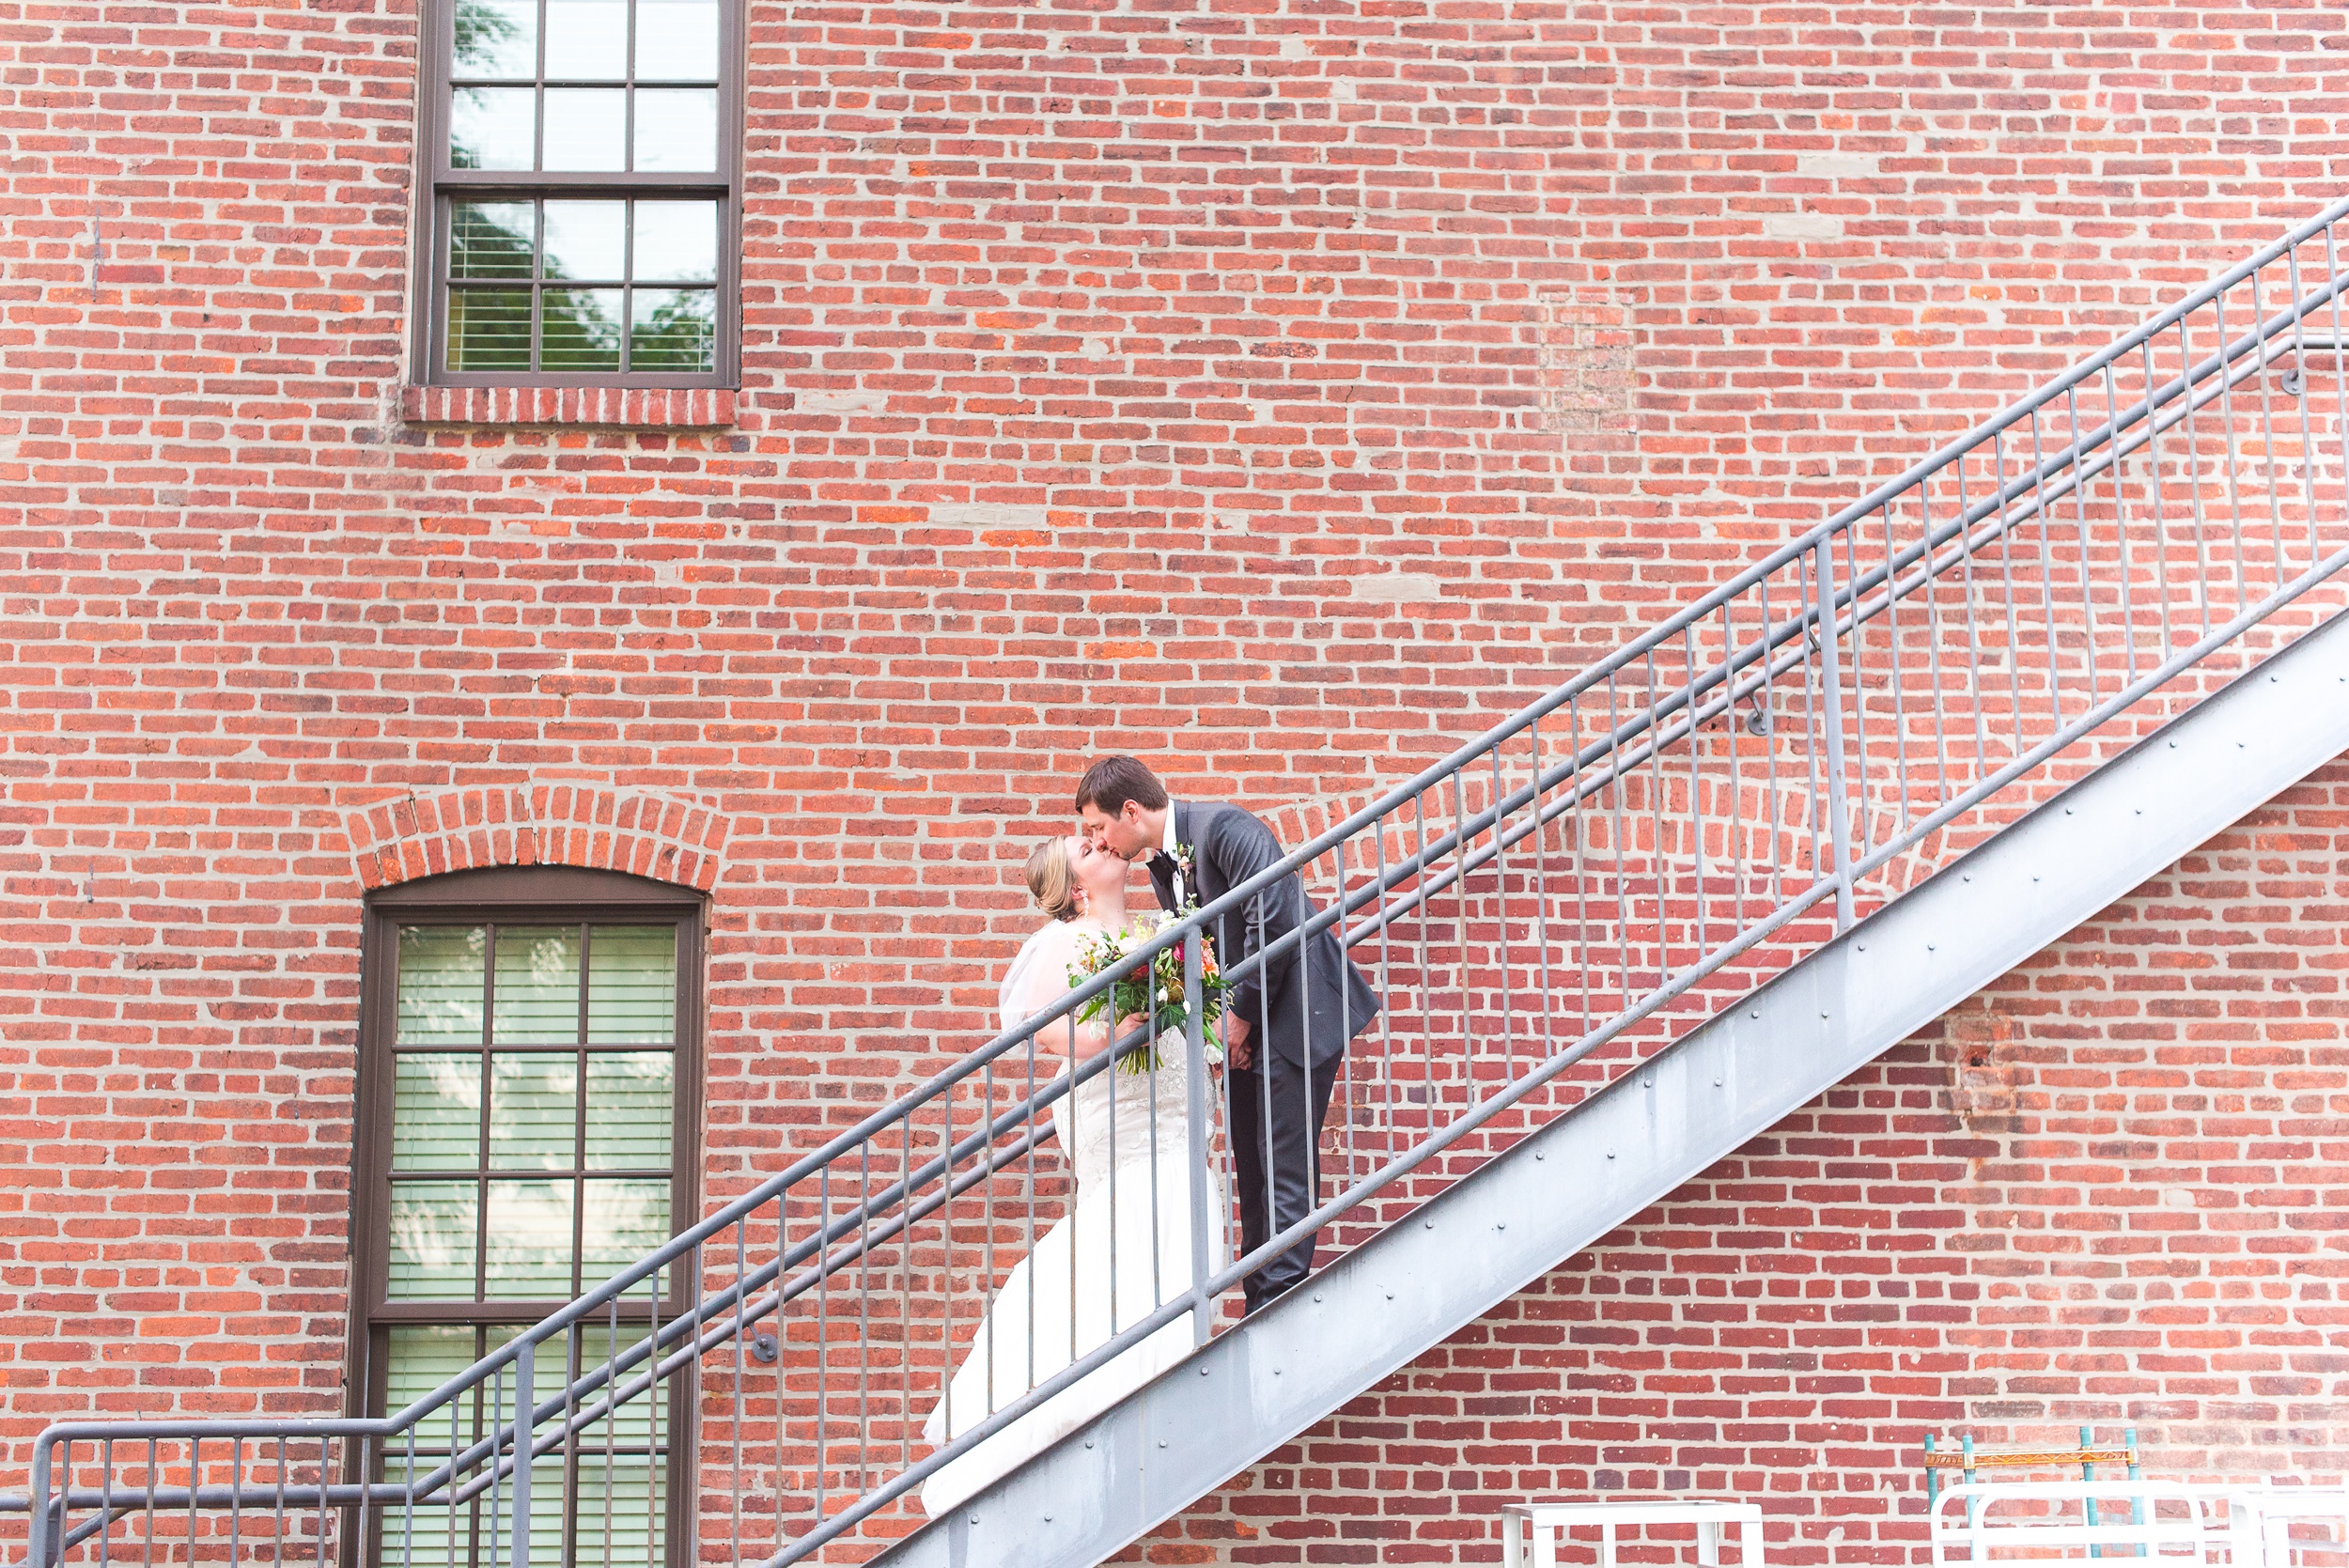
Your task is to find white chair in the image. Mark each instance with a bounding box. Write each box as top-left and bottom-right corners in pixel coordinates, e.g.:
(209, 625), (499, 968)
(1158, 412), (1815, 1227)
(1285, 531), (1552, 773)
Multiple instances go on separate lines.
(1933, 1482), (2212, 1566)
(2197, 1488), (2349, 1568)
(1501, 1499), (1764, 1568)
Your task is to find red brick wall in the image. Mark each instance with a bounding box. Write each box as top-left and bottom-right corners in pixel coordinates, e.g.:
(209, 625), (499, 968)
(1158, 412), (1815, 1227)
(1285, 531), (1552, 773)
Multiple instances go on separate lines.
(1144, 756), (2349, 1567)
(5, 0), (2349, 1524)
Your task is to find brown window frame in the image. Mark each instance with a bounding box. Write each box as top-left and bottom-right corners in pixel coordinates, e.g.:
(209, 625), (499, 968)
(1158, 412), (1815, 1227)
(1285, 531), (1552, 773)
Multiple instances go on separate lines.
(346, 865), (705, 1568)
(412, 0), (742, 388)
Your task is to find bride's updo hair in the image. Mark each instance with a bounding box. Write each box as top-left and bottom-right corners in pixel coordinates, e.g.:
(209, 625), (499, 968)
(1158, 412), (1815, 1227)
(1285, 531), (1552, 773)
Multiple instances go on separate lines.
(1024, 840), (1080, 922)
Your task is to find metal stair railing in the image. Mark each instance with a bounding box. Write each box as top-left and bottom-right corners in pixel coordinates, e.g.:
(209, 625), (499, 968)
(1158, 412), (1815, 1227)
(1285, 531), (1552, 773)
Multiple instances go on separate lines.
(11, 194), (2349, 1568)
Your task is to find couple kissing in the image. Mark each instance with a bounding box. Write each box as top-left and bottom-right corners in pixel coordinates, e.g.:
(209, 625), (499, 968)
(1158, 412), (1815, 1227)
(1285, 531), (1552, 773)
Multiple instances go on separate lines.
(918, 756), (1383, 1514)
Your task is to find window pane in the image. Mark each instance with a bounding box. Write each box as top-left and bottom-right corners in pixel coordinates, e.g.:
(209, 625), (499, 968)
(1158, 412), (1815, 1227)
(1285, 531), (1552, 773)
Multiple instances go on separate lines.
(453, 0), (537, 78)
(544, 0), (628, 79)
(628, 289), (713, 372)
(491, 1053), (578, 1168)
(388, 1181), (480, 1299)
(576, 1324), (662, 1448)
(494, 925), (581, 1043)
(393, 1052), (483, 1170)
(581, 1179), (669, 1284)
(451, 201), (535, 279)
(632, 87), (715, 172)
(483, 1458), (570, 1568)
(397, 926), (486, 1045)
(485, 1178), (577, 1296)
(574, 1455), (665, 1568)
(450, 85), (535, 169)
(630, 204), (716, 282)
(447, 289), (534, 371)
(634, 0), (717, 80)
(544, 289), (625, 369)
(588, 925), (676, 1040)
(544, 200), (627, 281)
(544, 87), (628, 170)
(584, 1052), (672, 1169)
(382, 1325), (480, 1436)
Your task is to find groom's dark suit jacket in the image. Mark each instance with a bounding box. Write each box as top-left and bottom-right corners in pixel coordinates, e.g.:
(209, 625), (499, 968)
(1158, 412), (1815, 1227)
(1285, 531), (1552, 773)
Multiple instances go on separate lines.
(1146, 800), (1380, 1071)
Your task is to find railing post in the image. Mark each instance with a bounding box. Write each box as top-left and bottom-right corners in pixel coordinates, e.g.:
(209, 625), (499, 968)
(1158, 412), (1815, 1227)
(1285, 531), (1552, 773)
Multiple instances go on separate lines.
(1813, 536), (1859, 930)
(510, 1339), (534, 1568)
(28, 1435), (54, 1568)
(1183, 930), (1214, 1347)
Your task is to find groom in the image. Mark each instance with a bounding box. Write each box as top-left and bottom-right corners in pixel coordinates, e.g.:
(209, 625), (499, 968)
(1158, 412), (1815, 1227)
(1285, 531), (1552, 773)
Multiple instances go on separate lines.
(1077, 756), (1381, 1314)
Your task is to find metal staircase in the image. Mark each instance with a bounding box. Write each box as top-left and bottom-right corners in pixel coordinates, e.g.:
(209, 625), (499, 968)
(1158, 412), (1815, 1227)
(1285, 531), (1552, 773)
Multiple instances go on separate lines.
(13, 195), (2349, 1568)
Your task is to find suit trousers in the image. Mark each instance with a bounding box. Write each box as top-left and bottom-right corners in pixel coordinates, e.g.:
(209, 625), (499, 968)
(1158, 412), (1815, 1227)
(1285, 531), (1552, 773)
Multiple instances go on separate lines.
(1226, 1048), (1342, 1312)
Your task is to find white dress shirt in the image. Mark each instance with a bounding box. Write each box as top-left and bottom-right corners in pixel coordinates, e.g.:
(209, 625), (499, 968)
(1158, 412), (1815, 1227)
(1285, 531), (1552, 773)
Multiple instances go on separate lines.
(1161, 810), (1185, 908)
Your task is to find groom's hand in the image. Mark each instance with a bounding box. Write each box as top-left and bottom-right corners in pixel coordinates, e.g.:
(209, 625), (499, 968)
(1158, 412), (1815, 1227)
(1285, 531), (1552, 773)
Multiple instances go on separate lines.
(1224, 1013), (1252, 1072)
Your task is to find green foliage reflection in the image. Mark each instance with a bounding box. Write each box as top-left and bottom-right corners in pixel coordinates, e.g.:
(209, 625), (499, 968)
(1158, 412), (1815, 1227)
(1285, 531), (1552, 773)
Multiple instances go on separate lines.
(446, 200), (718, 373)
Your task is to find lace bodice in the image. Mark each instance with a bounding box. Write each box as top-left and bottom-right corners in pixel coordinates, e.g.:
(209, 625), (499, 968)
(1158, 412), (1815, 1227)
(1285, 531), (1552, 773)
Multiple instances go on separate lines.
(999, 919), (1206, 1188)
(1054, 1042), (1200, 1187)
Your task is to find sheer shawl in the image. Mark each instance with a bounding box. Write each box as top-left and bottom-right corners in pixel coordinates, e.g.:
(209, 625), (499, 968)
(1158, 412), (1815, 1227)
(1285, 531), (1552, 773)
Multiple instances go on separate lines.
(998, 919), (1088, 1033)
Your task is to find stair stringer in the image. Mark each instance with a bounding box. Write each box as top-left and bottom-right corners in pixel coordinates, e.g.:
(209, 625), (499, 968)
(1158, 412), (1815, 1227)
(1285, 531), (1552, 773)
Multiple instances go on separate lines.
(874, 609), (2349, 1568)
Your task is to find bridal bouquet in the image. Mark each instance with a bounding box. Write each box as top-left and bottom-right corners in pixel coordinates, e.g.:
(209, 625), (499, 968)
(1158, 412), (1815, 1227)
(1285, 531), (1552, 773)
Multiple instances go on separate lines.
(1067, 914), (1230, 1075)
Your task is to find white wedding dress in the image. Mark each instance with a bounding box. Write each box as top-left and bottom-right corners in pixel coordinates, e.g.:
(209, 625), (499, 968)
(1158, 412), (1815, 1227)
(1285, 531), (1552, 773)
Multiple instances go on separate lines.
(920, 918), (1228, 1516)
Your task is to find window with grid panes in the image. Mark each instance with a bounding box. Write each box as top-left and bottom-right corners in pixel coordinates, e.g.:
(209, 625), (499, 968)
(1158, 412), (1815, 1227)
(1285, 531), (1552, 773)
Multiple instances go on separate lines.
(356, 871), (699, 1568)
(420, 0), (737, 383)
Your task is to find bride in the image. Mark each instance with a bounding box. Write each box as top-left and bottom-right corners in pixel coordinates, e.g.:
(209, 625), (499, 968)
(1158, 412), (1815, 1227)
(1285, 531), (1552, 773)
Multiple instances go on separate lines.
(919, 834), (1228, 1515)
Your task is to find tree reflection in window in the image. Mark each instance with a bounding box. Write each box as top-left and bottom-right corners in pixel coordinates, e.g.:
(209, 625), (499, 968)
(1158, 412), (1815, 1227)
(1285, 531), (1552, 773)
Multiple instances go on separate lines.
(445, 198), (717, 374)
(434, 0), (727, 380)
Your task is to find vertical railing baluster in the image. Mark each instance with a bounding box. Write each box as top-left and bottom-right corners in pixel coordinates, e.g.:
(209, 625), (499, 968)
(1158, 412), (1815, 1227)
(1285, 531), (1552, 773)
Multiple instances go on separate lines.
(2248, 262), (2288, 591)
(733, 1223), (746, 1564)
(2286, 240), (2321, 575)
(1814, 537), (1858, 929)
(28, 1436), (53, 1568)
(142, 1436), (158, 1568)
(509, 1339), (532, 1568)
(2100, 361), (2138, 690)
(2212, 286), (2250, 620)
(1183, 930), (1213, 1348)
(1878, 498), (1911, 844)
(2326, 225), (2349, 554)
(2176, 313), (2215, 643)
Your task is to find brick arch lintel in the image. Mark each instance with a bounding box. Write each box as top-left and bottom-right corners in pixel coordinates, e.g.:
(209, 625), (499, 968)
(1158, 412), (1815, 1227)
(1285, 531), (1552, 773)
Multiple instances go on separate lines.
(346, 784), (730, 893)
